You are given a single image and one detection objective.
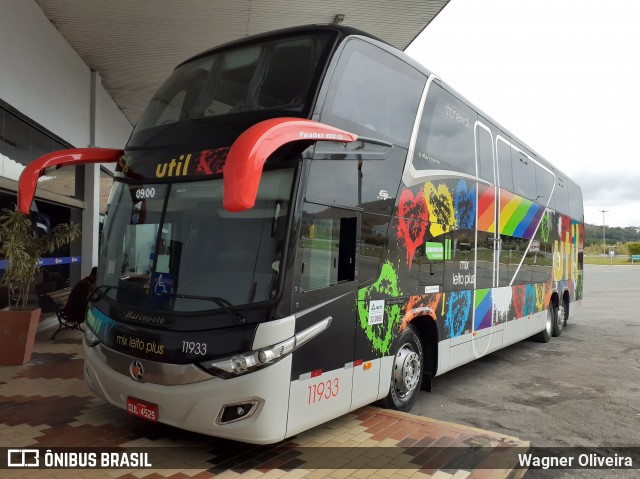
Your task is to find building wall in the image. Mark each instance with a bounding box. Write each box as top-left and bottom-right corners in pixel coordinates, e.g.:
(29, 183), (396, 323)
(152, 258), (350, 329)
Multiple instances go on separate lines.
(0, 0), (132, 149)
(0, 0), (133, 280)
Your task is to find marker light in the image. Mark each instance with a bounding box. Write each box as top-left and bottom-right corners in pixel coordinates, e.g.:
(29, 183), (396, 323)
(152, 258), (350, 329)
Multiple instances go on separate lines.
(201, 316), (331, 378)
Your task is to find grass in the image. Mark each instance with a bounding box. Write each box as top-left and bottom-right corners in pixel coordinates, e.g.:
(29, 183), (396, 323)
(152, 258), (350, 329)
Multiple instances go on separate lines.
(583, 256), (640, 265)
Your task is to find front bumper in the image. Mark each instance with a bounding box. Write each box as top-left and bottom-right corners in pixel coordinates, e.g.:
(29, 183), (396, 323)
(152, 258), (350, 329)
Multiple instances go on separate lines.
(83, 340), (291, 444)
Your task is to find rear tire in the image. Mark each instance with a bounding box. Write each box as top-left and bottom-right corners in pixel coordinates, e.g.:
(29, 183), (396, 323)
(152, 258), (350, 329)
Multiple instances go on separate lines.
(536, 305), (554, 343)
(381, 324), (423, 412)
(552, 301), (564, 337)
(559, 296), (569, 327)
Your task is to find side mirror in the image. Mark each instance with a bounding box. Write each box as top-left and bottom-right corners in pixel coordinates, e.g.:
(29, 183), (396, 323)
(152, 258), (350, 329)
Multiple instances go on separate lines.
(30, 211), (51, 236)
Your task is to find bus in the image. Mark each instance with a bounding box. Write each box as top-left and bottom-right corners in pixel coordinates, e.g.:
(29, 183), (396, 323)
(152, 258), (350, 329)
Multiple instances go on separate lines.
(18, 24), (584, 444)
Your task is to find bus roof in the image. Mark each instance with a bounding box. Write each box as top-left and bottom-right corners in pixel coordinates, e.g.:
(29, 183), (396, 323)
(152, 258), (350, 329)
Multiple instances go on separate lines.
(179, 24), (385, 68)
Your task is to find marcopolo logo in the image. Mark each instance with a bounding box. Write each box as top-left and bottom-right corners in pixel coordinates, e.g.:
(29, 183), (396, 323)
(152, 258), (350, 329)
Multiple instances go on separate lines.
(7, 449), (39, 468)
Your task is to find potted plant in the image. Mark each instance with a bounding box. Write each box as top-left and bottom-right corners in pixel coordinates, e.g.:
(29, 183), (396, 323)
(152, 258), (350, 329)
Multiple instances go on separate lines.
(0, 206), (80, 365)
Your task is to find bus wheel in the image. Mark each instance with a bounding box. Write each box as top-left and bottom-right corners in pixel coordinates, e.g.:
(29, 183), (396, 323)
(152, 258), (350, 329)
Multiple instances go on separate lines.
(552, 300), (564, 337)
(559, 296), (569, 327)
(382, 324), (423, 411)
(536, 305), (554, 343)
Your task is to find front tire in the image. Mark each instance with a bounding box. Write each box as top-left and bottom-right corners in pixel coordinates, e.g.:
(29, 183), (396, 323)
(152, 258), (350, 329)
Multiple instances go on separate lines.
(381, 324), (423, 412)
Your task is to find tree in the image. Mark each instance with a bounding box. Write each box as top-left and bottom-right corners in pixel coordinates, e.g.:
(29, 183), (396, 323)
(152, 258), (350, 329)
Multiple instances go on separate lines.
(0, 206), (81, 310)
(628, 242), (640, 256)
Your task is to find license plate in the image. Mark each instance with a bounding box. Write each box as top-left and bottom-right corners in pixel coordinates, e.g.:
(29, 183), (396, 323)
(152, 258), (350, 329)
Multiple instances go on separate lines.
(127, 397), (158, 422)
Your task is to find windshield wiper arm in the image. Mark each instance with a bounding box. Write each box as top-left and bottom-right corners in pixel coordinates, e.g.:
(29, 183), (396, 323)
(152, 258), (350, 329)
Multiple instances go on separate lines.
(168, 292), (248, 326)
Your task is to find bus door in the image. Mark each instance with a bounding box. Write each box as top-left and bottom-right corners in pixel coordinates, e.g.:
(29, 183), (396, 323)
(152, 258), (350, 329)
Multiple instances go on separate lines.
(473, 120), (503, 356)
(286, 201), (358, 437)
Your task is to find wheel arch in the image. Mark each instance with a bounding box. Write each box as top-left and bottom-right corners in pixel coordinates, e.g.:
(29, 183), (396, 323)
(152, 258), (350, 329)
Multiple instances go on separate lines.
(407, 314), (438, 379)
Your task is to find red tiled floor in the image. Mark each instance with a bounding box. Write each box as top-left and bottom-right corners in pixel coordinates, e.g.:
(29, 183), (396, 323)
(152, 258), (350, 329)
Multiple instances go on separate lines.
(0, 325), (529, 478)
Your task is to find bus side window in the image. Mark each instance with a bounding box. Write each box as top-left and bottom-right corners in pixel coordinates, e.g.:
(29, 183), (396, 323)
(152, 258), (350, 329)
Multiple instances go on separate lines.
(568, 181), (583, 222)
(320, 39), (425, 148)
(534, 161), (554, 207)
(358, 213), (389, 285)
(511, 143), (537, 202)
(297, 203), (356, 292)
(496, 136), (513, 192)
(414, 82), (476, 176)
(555, 176), (569, 215)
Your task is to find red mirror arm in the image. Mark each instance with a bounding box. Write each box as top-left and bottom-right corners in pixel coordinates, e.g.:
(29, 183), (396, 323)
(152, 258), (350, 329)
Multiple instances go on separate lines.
(17, 148), (123, 214)
(223, 118), (357, 212)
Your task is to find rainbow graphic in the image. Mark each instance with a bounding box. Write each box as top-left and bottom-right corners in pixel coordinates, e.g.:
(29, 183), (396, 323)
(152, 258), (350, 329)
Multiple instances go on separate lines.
(499, 189), (544, 239)
(474, 288), (492, 331)
(477, 185), (496, 233)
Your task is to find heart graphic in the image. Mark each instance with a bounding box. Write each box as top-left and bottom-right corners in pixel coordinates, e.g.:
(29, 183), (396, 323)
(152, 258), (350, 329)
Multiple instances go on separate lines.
(444, 290), (472, 339)
(559, 214), (572, 244)
(424, 182), (456, 237)
(540, 211), (551, 243)
(512, 285), (525, 319)
(357, 261), (404, 355)
(196, 147), (230, 175)
(400, 293), (442, 331)
(454, 180), (476, 230)
(396, 189), (429, 268)
(524, 284), (536, 315)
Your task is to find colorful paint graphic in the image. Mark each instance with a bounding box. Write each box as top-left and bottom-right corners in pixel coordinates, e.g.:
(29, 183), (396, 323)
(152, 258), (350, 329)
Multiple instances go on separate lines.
(474, 289), (492, 331)
(196, 147), (229, 175)
(357, 261), (404, 354)
(396, 189), (429, 267)
(524, 284), (536, 316)
(512, 285), (525, 319)
(499, 189), (544, 239)
(401, 294), (442, 331)
(477, 185), (496, 233)
(454, 180), (476, 230)
(425, 182), (455, 237)
(552, 214), (579, 282)
(444, 290), (472, 339)
(493, 286), (513, 325)
(560, 215), (572, 244)
(535, 283), (546, 312)
(540, 211), (551, 243)
(356, 177), (582, 356)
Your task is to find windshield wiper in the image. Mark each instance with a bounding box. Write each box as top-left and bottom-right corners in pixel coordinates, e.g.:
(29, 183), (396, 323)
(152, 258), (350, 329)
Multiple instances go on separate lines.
(90, 285), (248, 325)
(165, 292), (248, 326)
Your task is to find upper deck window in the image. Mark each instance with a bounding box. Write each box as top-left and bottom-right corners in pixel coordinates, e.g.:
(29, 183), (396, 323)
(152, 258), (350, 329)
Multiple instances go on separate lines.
(414, 82), (477, 176)
(130, 33), (332, 147)
(320, 39), (425, 148)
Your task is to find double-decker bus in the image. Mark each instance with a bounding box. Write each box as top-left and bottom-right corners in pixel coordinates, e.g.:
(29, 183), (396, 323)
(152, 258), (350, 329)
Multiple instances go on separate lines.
(18, 24), (584, 444)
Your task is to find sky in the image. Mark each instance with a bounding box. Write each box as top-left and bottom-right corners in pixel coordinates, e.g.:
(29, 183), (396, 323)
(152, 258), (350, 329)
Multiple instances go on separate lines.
(406, 0), (640, 228)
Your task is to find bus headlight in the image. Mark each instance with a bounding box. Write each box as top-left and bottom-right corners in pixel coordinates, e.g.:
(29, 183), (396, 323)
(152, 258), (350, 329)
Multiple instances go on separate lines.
(200, 316), (330, 378)
(84, 324), (100, 347)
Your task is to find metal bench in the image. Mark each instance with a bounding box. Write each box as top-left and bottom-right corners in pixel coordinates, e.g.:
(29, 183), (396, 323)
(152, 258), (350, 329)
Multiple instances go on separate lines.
(632, 255), (640, 264)
(37, 287), (80, 339)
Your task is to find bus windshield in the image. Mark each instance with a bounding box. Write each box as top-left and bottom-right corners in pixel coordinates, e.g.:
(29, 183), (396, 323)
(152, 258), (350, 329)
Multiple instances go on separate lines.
(98, 168), (294, 313)
(129, 32), (332, 147)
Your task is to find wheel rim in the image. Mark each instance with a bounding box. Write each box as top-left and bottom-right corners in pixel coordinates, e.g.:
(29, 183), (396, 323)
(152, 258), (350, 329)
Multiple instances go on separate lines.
(393, 343), (421, 398)
(558, 304), (566, 329)
(545, 308), (553, 335)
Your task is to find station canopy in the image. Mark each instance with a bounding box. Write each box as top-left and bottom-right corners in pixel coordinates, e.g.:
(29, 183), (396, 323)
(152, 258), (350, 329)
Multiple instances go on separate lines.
(36, 0), (449, 125)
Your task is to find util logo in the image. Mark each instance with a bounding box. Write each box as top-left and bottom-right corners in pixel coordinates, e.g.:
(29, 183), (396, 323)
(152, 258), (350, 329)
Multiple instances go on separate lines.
(155, 154), (191, 178)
